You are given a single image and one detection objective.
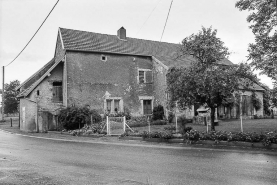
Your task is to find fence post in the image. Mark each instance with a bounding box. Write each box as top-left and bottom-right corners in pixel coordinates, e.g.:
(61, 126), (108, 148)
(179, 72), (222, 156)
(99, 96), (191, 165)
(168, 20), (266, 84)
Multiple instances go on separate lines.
(123, 116), (126, 132)
(10, 118), (12, 127)
(106, 116), (109, 135)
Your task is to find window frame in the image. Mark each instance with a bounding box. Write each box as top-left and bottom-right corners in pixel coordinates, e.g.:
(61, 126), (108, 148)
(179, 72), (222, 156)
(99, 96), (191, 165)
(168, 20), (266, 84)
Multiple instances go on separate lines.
(139, 96), (153, 115)
(104, 97), (123, 114)
(52, 81), (63, 103)
(137, 68), (152, 84)
(101, 55), (107, 62)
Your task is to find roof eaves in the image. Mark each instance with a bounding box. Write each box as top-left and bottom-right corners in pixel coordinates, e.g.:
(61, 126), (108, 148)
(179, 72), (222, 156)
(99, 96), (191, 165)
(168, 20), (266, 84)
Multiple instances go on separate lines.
(23, 60), (63, 97)
(66, 49), (153, 58)
(15, 58), (55, 91)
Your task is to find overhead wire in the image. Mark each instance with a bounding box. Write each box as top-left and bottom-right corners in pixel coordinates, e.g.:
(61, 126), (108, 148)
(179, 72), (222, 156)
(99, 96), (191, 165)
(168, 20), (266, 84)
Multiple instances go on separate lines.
(160, 0), (173, 42)
(5, 0), (60, 67)
(135, 0), (163, 37)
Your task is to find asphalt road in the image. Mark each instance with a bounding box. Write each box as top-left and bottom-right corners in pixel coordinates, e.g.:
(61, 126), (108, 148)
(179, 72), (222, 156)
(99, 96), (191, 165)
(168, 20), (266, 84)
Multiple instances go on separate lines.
(0, 130), (277, 185)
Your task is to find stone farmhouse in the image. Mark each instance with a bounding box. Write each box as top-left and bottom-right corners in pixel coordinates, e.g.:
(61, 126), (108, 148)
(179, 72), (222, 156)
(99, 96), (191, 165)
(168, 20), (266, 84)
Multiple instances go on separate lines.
(16, 27), (263, 132)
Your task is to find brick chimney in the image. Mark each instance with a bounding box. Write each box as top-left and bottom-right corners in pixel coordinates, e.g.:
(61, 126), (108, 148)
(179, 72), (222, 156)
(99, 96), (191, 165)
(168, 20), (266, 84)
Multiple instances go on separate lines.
(117, 27), (126, 40)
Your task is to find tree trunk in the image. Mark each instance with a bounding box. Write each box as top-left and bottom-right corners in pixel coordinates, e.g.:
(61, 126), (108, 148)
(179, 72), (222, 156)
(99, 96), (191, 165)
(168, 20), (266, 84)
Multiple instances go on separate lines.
(210, 107), (215, 131)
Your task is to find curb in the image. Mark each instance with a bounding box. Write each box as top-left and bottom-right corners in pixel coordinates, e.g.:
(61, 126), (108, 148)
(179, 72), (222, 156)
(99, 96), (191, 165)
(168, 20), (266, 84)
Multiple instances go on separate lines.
(119, 136), (277, 150)
(1, 128), (276, 153)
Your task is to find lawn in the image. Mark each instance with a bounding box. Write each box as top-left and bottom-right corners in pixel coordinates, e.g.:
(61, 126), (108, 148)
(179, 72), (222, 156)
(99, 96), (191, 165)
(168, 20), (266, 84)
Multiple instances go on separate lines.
(130, 118), (277, 134)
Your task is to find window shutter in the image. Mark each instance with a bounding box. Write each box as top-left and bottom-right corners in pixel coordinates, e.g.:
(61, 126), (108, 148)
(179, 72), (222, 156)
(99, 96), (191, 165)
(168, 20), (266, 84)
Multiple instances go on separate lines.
(145, 70), (152, 83)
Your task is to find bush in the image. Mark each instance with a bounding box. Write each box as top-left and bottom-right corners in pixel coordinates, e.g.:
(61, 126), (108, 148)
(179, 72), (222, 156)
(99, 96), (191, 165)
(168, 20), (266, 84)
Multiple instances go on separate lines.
(184, 130), (277, 146)
(152, 105), (164, 121)
(168, 112), (174, 123)
(141, 131), (173, 139)
(184, 126), (193, 133)
(58, 106), (101, 130)
(104, 107), (131, 120)
(127, 116), (149, 127)
(151, 119), (167, 126)
(164, 125), (176, 131)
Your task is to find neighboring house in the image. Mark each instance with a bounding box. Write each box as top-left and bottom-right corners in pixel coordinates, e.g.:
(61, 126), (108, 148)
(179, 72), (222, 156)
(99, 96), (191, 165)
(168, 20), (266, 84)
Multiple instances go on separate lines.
(217, 87), (265, 120)
(16, 27), (261, 132)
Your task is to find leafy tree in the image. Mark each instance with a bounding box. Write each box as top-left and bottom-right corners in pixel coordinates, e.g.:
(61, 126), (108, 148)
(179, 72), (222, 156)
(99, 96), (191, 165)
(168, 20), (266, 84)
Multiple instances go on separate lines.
(4, 80), (20, 114)
(167, 27), (257, 131)
(235, 0), (277, 80)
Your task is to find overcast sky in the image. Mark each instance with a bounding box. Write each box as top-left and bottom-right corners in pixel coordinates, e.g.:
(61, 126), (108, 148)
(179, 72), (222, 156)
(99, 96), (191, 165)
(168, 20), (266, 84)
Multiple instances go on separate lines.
(0, 0), (273, 89)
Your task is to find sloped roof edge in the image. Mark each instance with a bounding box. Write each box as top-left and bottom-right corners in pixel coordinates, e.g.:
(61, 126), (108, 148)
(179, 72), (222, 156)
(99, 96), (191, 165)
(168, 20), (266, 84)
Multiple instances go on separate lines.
(15, 58), (55, 91)
(17, 60), (63, 98)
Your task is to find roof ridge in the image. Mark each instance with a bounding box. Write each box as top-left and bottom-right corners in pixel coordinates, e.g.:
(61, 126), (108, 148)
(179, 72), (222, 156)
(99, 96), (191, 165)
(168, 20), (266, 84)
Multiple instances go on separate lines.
(59, 27), (181, 46)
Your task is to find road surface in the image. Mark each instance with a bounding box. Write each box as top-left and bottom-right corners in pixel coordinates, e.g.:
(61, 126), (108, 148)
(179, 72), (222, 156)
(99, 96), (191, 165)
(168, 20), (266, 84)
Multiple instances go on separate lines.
(0, 130), (277, 185)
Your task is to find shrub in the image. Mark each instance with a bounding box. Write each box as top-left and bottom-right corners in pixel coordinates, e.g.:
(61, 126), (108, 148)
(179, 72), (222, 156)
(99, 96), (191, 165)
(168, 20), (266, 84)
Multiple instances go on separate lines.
(184, 130), (277, 146)
(152, 105), (164, 121)
(151, 119), (167, 126)
(104, 107), (131, 120)
(141, 131), (173, 139)
(164, 125), (176, 131)
(184, 126), (193, 133)
(168, 112), (174, 123)
(127, 116), (149, 127)
(58, 106), (101, 130)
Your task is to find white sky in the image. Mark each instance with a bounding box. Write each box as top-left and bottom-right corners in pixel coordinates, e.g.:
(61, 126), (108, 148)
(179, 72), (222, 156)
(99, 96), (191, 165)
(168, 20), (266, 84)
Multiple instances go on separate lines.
(0, 0), (273, 89)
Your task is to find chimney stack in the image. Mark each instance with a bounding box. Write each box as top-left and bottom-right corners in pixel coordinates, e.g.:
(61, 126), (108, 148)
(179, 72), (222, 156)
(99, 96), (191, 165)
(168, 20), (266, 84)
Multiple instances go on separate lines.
(117, 27), (126, 40)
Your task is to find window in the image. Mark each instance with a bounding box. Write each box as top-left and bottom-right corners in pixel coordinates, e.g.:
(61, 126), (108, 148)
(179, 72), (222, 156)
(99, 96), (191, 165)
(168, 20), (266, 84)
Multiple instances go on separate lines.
(114, 100), (120, 113)
(53, 81), (62, 102)
(101, 55), (107, 62)
(106, 100), (112, 113)
(139, 71), (145, 83)
(143, 100), (152, 115)
(139, 96), (153, 115)
(105, 98), (123, 113)
(138, 69), (152, 84)
(37, 90), (40, 96)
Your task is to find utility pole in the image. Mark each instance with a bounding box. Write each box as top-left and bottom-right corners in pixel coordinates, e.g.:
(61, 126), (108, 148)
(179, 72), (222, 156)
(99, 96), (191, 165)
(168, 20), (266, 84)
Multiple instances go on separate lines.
(2, 66), (4, 121)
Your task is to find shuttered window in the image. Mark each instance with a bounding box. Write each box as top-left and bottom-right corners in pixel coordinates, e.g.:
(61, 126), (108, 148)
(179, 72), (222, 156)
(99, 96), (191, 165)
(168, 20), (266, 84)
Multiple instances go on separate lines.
(138, 69), (152, 84)
(139, 71), (145, 84)
(53, 82), (63, 102)
(114, 100), (120, 112)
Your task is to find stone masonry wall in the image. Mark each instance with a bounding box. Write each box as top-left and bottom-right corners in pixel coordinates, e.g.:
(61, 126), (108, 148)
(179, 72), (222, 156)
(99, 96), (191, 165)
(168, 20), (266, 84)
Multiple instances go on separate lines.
(153, 60), (168, 115)
(66, 51), (153, 115)
(20, 62), (64, 132)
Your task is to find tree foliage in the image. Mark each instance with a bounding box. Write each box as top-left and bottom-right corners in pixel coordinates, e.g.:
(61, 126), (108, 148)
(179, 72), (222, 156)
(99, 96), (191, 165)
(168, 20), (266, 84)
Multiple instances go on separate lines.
(167, 27), (257, 131)
(179, 27), (230, 66)
(235, 0), (277, 80)
(4, 80), (20, 114)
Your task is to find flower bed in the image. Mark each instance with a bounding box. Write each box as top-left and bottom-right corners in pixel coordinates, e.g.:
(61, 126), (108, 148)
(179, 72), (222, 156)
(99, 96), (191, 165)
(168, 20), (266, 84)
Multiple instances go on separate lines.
(184, 130), (277, 146)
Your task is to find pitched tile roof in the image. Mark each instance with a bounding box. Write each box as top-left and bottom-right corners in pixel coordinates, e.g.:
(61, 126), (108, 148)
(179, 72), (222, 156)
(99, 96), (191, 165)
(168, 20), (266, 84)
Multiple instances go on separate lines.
(16, 58), (55, 91)
(59, 27), (233, 67)
(17, 59), (61, 98)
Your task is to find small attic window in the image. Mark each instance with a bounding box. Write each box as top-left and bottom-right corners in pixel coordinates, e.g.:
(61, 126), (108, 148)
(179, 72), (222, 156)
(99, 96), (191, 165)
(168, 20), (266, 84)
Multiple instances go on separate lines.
(37, 90), (40, 96)
(101, 55), (107, 62)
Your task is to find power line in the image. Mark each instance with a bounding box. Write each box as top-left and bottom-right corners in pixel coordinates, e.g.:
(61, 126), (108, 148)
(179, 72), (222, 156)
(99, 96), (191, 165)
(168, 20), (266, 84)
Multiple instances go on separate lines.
(5, 0), (60, 67)
(160, 0), (173, 42)
(136, 0), (163, 36)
